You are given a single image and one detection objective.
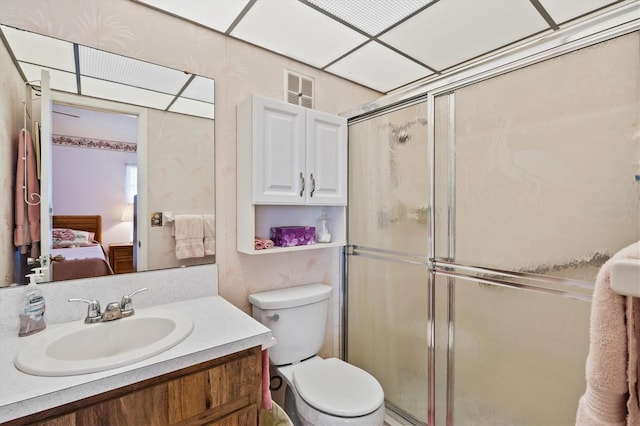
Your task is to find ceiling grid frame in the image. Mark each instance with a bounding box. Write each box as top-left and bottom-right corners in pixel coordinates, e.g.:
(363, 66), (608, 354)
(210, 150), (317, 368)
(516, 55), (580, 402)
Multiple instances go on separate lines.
(134, 0), (631, 94)
(0, 24), (216, 119)
(2, 0), (634, 104)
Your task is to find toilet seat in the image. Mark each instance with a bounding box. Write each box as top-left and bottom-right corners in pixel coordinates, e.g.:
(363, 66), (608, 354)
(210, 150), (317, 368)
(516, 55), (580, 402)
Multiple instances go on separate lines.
(293, 358), (384, 417)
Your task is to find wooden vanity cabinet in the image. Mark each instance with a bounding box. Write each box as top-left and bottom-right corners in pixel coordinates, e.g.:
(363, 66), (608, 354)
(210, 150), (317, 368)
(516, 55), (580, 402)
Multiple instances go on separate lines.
(11, 346), (262, 426)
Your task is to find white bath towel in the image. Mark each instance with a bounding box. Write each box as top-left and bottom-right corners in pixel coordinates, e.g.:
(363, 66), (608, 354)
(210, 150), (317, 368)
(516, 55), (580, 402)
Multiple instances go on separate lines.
(172, 215), (204, 259)
(203, 214), (215, 256)
(576, 241), (640, 426)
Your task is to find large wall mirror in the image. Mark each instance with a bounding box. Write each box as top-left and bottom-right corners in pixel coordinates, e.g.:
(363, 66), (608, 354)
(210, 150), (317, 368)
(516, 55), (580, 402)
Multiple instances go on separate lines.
(1, 24), (215, 286)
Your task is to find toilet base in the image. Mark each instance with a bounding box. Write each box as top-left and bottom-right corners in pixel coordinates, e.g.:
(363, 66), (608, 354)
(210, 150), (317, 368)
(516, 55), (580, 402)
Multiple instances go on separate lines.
(284, 385), (301, 425)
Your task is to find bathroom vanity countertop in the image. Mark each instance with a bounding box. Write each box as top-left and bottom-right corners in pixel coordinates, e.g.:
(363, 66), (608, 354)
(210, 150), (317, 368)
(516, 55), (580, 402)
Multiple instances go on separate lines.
(0, 296), (272, 423)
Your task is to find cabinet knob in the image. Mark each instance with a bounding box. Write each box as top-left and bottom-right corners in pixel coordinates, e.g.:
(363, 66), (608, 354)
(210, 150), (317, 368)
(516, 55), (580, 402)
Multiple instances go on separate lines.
(299, 172), (305, 197)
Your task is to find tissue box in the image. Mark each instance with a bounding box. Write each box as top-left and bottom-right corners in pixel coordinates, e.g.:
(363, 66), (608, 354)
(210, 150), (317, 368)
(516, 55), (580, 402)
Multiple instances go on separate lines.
(270, 226), (316, 247)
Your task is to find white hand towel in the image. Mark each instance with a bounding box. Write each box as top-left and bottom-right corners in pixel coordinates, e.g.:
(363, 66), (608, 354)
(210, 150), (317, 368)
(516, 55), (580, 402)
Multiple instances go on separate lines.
(172, 215), (204, 259)
(203, 214), (215, 256)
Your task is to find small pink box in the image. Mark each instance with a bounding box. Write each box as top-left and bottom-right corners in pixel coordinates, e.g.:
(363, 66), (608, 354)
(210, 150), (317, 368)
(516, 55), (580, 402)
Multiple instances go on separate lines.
(270, 226), (316, 247)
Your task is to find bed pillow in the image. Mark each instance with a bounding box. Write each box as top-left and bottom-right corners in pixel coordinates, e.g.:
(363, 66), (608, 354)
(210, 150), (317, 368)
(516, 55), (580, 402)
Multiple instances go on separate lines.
(52, 228), (96, 248)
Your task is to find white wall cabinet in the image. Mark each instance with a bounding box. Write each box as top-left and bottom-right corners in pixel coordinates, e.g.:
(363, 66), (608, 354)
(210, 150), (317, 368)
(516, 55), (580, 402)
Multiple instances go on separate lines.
(237, 95), (347, 254)
(239, 95), (347, 206)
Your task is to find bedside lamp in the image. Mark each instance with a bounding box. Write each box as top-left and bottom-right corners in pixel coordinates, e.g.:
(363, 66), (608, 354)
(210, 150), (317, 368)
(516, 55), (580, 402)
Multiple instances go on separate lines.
(121, 202), (134, 242)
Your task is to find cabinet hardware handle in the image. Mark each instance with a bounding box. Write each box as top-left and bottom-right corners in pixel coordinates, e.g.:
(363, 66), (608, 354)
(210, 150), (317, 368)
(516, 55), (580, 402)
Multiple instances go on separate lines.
(299, 172), (305, 197)
(310, 173), (315, 197)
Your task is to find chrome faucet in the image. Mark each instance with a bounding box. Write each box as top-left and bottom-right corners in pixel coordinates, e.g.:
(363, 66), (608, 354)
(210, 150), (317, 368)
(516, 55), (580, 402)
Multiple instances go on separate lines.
(68, 287), (148, 323)
(68, 299), (102, 324)
(120, 288), (148, 317)
(101, 302), (123, 321)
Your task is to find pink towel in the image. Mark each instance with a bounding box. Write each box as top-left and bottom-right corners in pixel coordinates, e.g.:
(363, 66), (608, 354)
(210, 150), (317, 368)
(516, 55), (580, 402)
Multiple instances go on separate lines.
(14, 129), (40, 257)
(255, 236), (274, 250)
(576, 241), (640, 426)
(262, 349), (273, 410)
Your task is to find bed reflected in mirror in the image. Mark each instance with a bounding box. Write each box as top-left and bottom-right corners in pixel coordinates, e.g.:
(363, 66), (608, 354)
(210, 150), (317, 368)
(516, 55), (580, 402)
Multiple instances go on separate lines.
(49, 215), (113, 281)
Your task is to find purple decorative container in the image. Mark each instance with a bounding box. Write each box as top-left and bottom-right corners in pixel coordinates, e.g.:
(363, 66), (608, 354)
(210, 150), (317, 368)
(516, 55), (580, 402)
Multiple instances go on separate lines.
(270, 226), (316, 247)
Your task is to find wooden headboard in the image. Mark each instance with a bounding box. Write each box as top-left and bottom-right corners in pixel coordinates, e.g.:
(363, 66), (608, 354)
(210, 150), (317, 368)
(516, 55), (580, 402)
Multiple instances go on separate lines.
(52, 215), (102, 243)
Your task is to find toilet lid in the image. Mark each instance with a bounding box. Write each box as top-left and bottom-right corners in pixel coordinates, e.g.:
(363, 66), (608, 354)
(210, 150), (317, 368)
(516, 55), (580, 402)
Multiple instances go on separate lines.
(293, 358), (384, 417)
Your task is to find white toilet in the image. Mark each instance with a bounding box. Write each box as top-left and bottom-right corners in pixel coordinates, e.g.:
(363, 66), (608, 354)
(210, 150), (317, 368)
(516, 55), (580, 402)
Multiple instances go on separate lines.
(249, 283), (385, 426)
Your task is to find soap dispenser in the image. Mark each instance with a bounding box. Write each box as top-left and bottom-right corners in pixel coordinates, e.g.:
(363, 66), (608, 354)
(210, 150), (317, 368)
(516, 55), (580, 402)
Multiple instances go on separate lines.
(316, 209), (332, 243)
(18, 268), (47, 337)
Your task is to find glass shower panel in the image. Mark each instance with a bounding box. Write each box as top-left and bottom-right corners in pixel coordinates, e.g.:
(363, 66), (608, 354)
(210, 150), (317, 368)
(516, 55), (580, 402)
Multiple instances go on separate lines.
(451, 32), (640, 281)
(348, 103), (429, 256)
(438, 274), (591, 425)
(347, 255), (429, 423)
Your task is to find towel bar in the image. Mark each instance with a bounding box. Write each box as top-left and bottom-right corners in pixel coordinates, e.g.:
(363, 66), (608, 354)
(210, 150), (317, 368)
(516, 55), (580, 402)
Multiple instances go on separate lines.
(611, 258), (640, 297)
(162, 211), (174, 226)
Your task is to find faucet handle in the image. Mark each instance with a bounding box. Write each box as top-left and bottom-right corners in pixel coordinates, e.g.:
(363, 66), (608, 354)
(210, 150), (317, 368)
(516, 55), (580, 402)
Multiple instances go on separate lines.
(69, 298), (101, 324)
(120, 287), (148, 317)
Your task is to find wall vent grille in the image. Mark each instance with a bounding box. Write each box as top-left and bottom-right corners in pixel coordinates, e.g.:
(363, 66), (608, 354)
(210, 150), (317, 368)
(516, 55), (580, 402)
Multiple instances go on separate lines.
(285, 69), (314, 108)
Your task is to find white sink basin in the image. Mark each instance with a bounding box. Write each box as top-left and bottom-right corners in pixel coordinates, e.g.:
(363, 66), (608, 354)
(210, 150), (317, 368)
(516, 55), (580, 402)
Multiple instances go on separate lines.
(15, 307), (193, 376)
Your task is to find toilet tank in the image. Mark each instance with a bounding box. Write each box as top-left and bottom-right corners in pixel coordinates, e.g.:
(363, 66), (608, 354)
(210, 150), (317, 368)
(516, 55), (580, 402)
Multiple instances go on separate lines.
(249, 283), (332, 366)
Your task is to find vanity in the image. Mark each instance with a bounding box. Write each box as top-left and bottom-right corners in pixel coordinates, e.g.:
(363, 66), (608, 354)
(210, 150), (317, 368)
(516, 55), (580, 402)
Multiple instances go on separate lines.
(0, 265), (273, 426)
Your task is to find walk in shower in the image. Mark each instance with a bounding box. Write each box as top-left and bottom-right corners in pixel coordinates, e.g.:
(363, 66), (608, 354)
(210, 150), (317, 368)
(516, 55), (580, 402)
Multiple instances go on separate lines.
(345, 29), (639, 425)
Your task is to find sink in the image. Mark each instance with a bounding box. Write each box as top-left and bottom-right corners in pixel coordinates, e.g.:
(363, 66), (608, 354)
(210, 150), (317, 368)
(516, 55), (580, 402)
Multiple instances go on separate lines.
(15, 307), (194, 376)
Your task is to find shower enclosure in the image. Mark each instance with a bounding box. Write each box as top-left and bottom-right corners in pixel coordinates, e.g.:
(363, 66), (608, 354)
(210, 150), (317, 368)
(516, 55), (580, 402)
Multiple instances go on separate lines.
(345, 29), (639, 425)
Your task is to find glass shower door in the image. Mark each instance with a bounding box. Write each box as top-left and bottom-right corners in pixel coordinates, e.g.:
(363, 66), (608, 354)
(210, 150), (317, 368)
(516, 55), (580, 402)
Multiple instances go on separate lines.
(432, 32), (640, 425)
(347, 102), (430, 424)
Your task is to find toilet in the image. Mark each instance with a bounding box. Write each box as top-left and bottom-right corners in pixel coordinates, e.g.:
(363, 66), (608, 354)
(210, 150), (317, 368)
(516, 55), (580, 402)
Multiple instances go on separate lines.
(249, 283), (385, 426)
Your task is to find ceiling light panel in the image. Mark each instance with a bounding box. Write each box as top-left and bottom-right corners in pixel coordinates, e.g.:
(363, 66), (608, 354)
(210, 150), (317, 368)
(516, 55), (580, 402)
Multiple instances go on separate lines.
(169, 97), (215, 119)
(231, 0), (368, 68)
(326, 41), (432, 93)
(79, 46), (190, 95)
(19, 63), (79, 94)
(135, 0), (250, 32)
(380, 0), (549, 71)
(80, 76), (175, 111)
(1, 25), (75, 72)
(538, 0), (619, 24)
(307, 0), (433, 36)
(181, 75), (215, 103)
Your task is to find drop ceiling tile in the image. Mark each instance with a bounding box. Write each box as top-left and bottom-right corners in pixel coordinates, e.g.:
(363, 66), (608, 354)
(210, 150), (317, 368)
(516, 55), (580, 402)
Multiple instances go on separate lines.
(231, 0), (368, 68)
(80, 76), (175, 111)
(170, 97), (215, 119)
(19, 63), (78, 94)
(181, 75), (215, 103)
(1, 25), (75, 72)
(380, 0), (549, 71)
(307, 0), (433, 36)
(79, 46), (190, 95)
(326, 41), (432, 93)
(135, 0), (249, 32)
(538, 0), (620, 24)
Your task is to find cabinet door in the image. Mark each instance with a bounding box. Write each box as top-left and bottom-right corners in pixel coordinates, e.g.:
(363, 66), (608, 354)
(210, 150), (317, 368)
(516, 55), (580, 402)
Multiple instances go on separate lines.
(252, 97), (306, 204)
(306, 110), (348, 205)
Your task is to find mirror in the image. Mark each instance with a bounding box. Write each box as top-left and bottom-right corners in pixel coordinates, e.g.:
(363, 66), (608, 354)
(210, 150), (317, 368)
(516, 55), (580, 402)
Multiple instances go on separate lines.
(0, 24), (216, 286)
